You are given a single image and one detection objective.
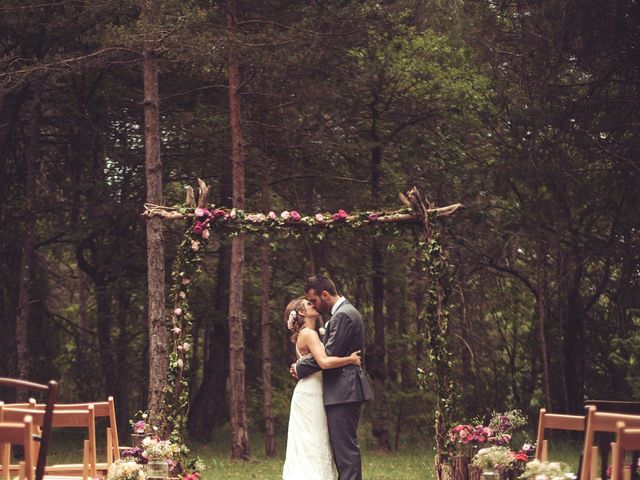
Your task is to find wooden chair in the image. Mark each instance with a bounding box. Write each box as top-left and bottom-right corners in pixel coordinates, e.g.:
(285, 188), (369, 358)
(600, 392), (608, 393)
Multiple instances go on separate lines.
(0, 406), (97, 480)
(0, 378), (57, 480)
(535, 408), (586, 461)
(10, 397), (121, 465)
(585, 400), (640, 480)
(0, 415), (36, 480)
(612, 422), (640, 480)
(580, 406), (640, 480)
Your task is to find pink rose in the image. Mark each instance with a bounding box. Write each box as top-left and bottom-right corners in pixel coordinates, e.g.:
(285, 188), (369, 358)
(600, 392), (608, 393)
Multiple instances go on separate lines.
(172, 327), (181, 335)
(174, 307), (183, 316)
(177, 359), (184, 369)
(212, 209), (225, 218)
(183, 343), (191, 351)
(181, 278), (190, 285)
(195, 207), (205, 217)
(290, 210), (301, 221)
(191, 240), (200, 251)
(193, 222), (204, 235)
(179, 291), (186, 299)
(268, 211), (277, 220)
(177, 345), (184, 352)
(331, 209), (348, 222)
(315, 213), (324, 222)
(230, 208), (237, 219)
(368, 213), (378, 221)
(202, 228), (210, 240)
(280, 210), (290, 220)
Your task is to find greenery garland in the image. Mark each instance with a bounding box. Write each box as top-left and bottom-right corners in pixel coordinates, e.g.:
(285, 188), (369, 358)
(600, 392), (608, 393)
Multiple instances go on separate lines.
(416, 222), (458, 473)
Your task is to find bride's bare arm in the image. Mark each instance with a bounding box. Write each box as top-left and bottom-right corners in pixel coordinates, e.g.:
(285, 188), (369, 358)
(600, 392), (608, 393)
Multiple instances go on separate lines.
(300, 329), (361, 369)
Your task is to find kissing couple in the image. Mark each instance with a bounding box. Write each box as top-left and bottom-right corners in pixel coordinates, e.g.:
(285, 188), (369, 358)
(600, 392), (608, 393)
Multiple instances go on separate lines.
(282, 274), (374, 480)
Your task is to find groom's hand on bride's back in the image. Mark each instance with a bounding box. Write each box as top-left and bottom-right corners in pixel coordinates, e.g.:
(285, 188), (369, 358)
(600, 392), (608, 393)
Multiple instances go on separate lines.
(289, 363), (298, 380)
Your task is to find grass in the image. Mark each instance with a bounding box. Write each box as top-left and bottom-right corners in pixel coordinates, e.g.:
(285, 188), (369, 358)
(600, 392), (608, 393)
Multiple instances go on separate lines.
(190, 434), (435, 480)
(46, 429), (584, 480)
(46, 427), (436, 479)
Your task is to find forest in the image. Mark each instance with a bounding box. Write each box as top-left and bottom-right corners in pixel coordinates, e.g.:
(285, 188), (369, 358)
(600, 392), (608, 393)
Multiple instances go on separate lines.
(1, 0), (639, 469)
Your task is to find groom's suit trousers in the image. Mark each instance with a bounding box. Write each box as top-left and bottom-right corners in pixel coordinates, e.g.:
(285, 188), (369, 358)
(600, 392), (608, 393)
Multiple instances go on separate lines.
(326, 402), (363, 480)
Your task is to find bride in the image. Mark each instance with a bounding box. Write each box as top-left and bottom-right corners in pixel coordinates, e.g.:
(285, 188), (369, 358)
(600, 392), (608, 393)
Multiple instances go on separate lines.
(282, 297), (361, 480)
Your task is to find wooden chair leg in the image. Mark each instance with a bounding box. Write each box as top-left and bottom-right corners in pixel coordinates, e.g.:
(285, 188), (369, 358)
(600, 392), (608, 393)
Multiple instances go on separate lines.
(590, 446), (600, 480)
(82, 440), (89, 480)
(2, 444), (10, 480)
(107, 427), (113, 466)
(541, 439), (549, 461)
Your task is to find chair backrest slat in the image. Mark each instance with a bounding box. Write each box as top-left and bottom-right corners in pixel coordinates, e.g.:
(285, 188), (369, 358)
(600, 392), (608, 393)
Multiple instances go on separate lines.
(535, 408), (586, 461)
(1, 407), (95, 428)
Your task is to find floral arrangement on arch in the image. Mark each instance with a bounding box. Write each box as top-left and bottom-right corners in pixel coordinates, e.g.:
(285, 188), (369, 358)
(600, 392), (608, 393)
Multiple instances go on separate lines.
(188, 205), (408, 245)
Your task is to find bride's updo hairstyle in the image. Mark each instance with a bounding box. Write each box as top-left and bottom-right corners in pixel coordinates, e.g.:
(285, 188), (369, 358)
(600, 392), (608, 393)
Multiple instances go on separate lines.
(285, 297), (306, 344)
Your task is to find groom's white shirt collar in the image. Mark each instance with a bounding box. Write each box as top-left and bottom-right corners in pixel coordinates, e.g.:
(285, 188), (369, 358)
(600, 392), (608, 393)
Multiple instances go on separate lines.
(331, 296), (346, 315)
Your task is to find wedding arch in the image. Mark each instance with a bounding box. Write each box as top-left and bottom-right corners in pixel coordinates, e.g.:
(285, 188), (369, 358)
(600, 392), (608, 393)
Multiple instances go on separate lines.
(143, 180), (463, 477)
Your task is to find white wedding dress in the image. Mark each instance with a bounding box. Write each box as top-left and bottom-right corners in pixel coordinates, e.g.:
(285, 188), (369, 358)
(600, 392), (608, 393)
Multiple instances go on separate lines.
(282, 351), (337, 480)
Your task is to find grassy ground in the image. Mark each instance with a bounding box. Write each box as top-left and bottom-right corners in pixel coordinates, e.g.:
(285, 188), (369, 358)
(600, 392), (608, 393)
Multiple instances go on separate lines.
(46, 430), (583, 480)
(46, 428), (435, 479)
(191, 437), (435, 479)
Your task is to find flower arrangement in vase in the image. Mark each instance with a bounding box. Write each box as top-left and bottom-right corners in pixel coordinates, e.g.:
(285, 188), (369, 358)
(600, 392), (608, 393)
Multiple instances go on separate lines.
(106, 460), (146, 480)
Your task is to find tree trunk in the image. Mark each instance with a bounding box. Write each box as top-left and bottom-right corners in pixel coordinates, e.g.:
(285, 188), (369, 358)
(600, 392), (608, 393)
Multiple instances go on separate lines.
(115, 290), (130, 436)
(142, 0), (167, 419)
(259, 135), (276, 457)
(188, 165), (232, 438)
(260, 242), (276, 457)
(94, 278), (115, 394)
(15, 92), (40, 389)
(536, 242), (552, 410)
(370, 141), (391, 450)
(563, 270), (585, 413)
(227, 0), (250, 459)
(187, 243), (231, 437)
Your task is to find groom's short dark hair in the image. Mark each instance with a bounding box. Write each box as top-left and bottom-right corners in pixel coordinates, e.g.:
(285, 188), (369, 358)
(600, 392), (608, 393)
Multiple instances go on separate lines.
(304, 274), (338, 296)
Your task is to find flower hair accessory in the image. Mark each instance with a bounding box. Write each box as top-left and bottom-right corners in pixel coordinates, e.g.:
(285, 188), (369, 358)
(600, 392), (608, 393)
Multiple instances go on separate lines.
(287, 310), (298, 331)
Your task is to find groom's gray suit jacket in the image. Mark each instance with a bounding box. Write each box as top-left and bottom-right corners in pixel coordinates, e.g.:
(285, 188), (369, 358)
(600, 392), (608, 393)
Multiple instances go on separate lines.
(296, 300), (373, 405)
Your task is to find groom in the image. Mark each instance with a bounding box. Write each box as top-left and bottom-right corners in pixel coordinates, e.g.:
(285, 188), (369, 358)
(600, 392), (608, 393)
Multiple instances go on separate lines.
(293, 274), (373, 480)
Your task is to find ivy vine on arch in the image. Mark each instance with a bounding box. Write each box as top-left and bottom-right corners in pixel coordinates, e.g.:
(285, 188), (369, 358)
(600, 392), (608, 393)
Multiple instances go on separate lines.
(143, 181), (462, 472)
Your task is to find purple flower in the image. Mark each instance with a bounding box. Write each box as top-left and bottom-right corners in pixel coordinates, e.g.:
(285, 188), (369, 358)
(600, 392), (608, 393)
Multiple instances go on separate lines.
(134, 421), (145, 434)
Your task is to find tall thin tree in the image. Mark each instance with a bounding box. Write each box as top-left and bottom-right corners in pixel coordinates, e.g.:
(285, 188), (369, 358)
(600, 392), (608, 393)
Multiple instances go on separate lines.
(226, 0), (250, 459)
(259, 140), (276, 457)
(142, 0), (167, 419)
(16, 89), (41, 392)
